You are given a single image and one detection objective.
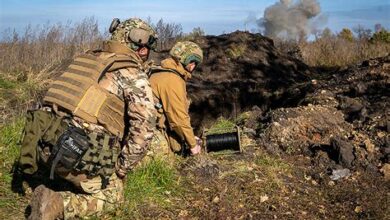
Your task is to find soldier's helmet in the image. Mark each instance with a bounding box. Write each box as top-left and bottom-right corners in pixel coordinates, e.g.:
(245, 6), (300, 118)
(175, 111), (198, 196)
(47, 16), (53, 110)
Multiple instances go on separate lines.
(169, 41), (203, 67)
(109, 18), (158, 51)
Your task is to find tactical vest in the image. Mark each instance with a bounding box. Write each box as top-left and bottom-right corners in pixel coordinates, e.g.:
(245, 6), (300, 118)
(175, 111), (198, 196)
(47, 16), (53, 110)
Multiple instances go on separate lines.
(44, 52), (139, 139)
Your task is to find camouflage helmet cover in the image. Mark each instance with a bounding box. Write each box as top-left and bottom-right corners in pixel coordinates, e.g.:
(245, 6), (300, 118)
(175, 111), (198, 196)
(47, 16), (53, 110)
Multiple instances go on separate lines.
(110, 18), (158, 51)
(169, 41), (203, 66)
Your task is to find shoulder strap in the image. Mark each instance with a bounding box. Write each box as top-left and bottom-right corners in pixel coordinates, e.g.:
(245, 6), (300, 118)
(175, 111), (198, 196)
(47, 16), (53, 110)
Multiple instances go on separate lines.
(149, 66), (185, 80)
(98, 54), (140, 82)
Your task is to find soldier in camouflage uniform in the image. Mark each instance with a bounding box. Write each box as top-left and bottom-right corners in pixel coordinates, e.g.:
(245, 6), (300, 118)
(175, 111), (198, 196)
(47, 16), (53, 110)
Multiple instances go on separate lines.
(149, 41), (203, 157)
(18, 18), (157, 220)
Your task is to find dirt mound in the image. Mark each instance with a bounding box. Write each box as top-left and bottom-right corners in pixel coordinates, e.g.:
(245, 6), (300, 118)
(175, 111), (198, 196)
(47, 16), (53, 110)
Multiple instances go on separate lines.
(172, 32), (388, 172)
(181, 31), (313, 130)
(304, 55), (390, 163)
(259, 105), (353, 155)
(255, 55), (389, 172)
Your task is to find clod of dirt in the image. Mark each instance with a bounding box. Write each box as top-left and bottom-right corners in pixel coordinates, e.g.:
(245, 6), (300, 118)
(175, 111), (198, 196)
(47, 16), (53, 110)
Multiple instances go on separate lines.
(381, 145), (390, 163)
(241, 106), (264, 131)
(330, 136), (356, 168)
(301, 89), (339, 108)
(338, 96), (367, 122)
(363, 139), (375, 153)
(380, 163), (390, 180)
(258, 105), (352, 155)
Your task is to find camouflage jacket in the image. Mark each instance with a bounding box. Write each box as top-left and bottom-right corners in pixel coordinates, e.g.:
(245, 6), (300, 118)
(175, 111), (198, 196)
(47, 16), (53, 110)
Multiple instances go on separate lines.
(97, 41), (155, 176)
(59, 41), (155, 176)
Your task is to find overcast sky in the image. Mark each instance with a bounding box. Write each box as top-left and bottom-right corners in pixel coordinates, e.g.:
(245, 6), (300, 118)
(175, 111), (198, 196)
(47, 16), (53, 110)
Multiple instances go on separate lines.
(0, 0), (389, 36)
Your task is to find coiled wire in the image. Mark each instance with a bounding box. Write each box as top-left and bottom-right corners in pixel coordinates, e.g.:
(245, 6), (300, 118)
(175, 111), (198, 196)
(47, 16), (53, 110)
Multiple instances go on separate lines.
(206, 132), (240, 152)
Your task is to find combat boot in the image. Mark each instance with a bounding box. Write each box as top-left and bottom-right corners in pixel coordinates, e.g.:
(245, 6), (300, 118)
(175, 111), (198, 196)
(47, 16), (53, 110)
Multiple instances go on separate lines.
(28, 185), (64, 220)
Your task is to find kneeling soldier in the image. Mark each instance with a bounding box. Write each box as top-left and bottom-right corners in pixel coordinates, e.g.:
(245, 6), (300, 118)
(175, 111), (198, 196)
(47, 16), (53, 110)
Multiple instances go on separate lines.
(18, 18), (157, 219)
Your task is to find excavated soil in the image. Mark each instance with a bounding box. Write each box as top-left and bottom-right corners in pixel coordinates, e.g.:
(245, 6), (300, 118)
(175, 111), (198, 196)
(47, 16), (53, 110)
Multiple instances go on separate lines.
(172, 32), (389, 219)
(154, 31), (313, 131)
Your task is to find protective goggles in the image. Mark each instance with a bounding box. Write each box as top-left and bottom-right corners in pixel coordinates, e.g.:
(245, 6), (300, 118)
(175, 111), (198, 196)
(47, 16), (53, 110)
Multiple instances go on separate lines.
(128, 28), (157, 50)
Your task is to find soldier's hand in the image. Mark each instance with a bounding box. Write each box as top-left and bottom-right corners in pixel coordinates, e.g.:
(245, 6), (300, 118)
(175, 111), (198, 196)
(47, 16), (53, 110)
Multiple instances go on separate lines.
(116, 171), (126, 179)
(190, 144), (201, 155)
(116, 171), (128, 186)
(190, 137), (202, 155)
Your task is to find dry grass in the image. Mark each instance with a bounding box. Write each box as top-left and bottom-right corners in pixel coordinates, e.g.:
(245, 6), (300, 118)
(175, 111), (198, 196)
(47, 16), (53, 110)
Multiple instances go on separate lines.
(0, 17), (104, 76)
(275, 36), (390, 67)
(301, 38), (390, 67)
(0, 17), (106, 122)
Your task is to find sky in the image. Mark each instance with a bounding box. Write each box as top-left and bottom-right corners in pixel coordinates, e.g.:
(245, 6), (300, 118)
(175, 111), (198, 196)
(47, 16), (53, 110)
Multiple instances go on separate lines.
(0, 0), (389, 36)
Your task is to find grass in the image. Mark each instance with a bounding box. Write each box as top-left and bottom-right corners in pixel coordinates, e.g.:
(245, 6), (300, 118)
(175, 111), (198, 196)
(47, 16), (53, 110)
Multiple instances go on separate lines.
(0, 117), (25, 216)
(254, 152), (291, 192)
(0, 73), (47, 124)
(0, 117), (24, 169)
(122, 158), (181, 215)
(255, 152), (290, 173)
(207, 117), (236, 134)
(0, 77), (18, 90)
(226, 43), (247, 59)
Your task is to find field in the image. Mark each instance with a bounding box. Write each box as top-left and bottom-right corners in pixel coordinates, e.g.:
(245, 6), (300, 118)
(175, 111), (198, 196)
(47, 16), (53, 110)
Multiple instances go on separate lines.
(0, 21), (389, 219)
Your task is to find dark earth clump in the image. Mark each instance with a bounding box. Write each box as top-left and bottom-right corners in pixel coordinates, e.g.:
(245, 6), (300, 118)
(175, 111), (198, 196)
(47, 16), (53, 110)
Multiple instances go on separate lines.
(155, 31), (313, 130)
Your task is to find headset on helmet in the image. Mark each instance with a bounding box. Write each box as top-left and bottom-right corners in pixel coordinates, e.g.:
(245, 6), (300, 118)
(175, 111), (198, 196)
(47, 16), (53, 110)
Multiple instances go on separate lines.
(109, 18), (158, 51)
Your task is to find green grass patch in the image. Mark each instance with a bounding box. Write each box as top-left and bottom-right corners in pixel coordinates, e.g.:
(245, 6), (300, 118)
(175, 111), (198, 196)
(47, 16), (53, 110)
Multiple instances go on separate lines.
(0, 117), (24, 169)
(254, 153), (291, 192)
(123, 158), (180, 214)
(255, 153), (290, 172)
(0, 77), (17, 90)
(208, 117), (236, 134)
(226, 43), (247, 59)
(0, 117), (25, 211)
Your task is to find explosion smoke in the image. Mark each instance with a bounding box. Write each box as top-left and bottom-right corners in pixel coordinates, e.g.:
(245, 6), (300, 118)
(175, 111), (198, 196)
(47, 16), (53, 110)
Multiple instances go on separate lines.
(258, 0), (322, 40)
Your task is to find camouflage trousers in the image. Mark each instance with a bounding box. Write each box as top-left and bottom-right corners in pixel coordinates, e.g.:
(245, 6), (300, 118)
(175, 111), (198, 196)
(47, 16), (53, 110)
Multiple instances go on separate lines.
(61, 129), (173, 219)
(142, 129), (175, 165)
(35, 129), (124, 219)
(60, 173), (124, 219)
(60, 130), (169, 219)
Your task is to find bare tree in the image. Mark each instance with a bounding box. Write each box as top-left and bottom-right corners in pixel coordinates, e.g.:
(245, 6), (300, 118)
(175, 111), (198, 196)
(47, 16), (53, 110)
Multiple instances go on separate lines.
(153, 18), (183, 50)
(353, 25), (372, 41)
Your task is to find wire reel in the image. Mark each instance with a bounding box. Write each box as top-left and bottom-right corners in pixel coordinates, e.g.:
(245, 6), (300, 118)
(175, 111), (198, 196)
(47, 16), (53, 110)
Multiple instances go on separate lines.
(202, 126), (242, 154)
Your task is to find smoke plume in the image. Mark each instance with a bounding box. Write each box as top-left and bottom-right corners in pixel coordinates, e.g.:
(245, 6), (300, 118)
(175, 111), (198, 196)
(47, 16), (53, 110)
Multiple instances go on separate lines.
(258, 0), (322, 40)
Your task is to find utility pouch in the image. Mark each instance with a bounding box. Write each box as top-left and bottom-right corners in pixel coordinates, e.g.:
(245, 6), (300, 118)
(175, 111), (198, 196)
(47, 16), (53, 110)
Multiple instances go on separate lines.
(49, 126), (90, 179)
(19, 110), (66, 175)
